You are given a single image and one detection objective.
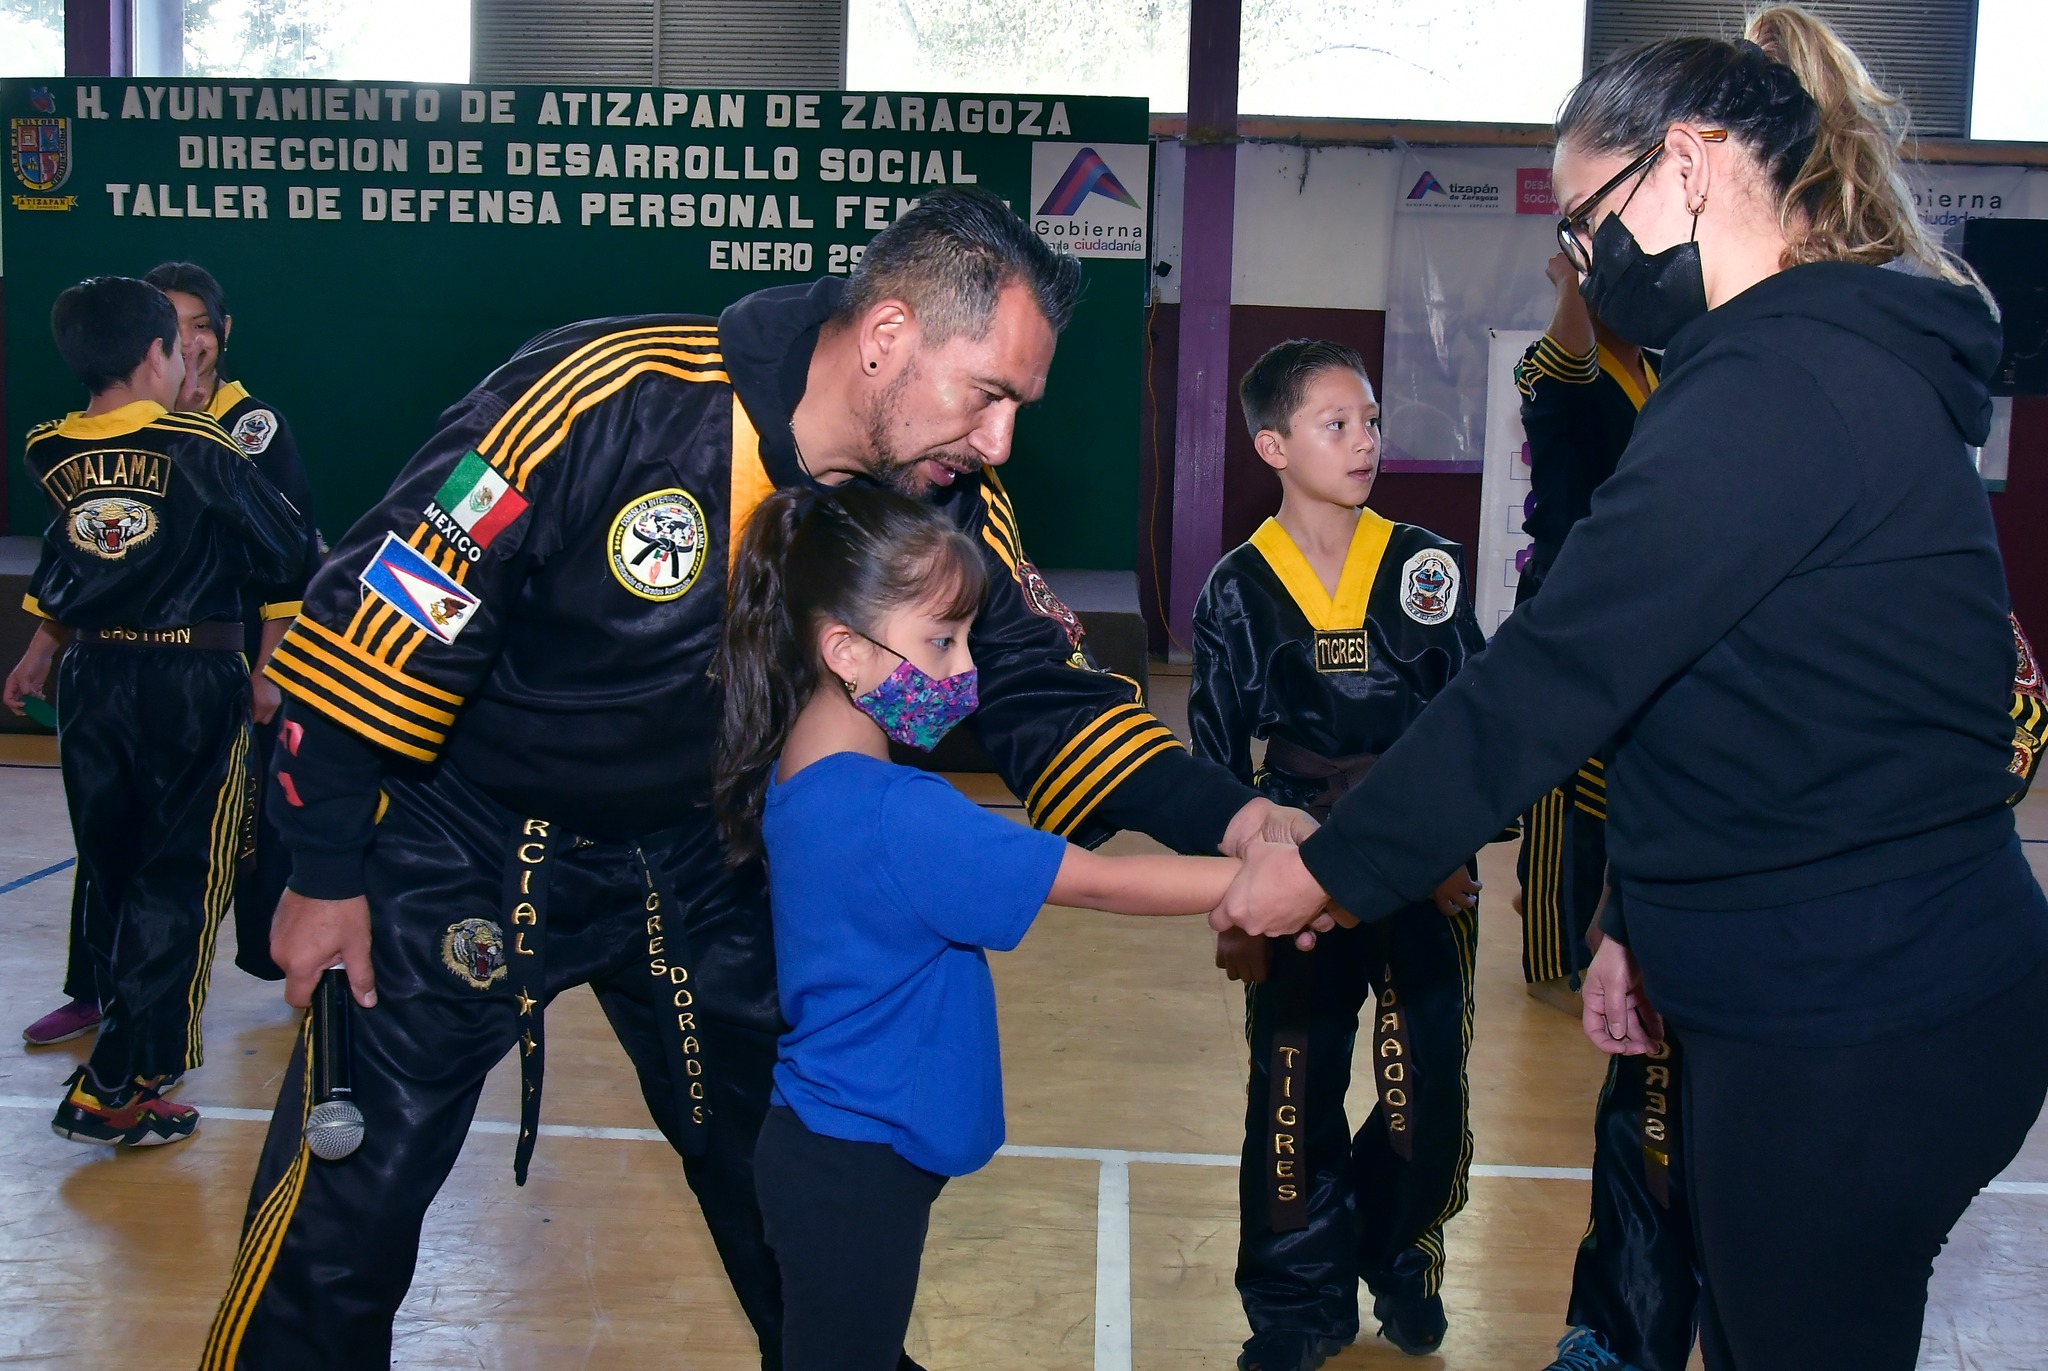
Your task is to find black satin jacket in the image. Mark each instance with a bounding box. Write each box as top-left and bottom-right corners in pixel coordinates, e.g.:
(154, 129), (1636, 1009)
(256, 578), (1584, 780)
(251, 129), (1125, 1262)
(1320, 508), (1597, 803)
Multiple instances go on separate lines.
(22, 402), (310, 631)
(1189, 515), (1486, 814)
(267, 278), (1251, 854)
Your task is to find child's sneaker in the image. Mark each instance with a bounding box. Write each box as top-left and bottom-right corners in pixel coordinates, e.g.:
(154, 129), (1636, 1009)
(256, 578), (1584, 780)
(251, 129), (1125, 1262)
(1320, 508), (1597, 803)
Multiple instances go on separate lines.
(22, 998), (101, 1046)
(51, 1069), (198, 1147)
(1543, 1326), (1630, 1370)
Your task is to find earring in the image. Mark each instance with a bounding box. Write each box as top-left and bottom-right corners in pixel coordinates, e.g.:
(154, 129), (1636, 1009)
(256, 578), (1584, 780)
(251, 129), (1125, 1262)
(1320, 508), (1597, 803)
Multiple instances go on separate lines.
(841, 676), (858, 698)
(867, 359), (878, 370)
(1689, 192), (1708, 215)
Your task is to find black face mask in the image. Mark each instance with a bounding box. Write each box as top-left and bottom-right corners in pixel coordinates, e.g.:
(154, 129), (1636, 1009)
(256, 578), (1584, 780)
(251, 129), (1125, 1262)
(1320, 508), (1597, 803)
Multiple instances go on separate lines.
(1578, 209), (1708, 349)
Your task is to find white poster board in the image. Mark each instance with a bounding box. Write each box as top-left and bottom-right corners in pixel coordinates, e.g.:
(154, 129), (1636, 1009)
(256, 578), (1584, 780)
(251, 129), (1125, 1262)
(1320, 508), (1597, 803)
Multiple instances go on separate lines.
(1476, 328), (1546, 637)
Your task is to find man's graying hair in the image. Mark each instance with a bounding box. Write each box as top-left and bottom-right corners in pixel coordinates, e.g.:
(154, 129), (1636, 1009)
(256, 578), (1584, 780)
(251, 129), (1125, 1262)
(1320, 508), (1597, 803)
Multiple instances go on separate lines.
(835, 187), (1084, 342)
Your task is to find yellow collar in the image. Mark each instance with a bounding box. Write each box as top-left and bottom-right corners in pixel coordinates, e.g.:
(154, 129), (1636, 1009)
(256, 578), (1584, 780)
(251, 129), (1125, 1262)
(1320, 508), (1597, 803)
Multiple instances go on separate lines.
(54, 400), (167, 440)
(207, 379), (250, 419)
(1248, 510), (1397, 632)
(1598, 344), (1658, 411)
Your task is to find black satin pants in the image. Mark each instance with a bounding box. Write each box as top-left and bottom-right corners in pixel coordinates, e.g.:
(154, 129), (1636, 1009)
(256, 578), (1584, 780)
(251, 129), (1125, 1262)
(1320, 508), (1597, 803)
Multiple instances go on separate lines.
(58, 643), (250, 1084)
(201, 762), (786, 1370)
(1236, 903), (1477, 1341)
(1567, 1044), (1700, 1371)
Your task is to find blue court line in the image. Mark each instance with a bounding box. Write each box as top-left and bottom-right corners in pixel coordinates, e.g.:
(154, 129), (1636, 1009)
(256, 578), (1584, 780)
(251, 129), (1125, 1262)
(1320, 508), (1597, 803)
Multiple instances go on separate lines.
(0, 857), (75, 896)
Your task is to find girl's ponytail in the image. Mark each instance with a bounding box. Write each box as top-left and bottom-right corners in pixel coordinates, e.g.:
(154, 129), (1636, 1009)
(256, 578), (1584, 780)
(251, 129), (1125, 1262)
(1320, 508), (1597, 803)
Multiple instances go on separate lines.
(714, 488), (817, 863)
(1744, 5), (1979, 290)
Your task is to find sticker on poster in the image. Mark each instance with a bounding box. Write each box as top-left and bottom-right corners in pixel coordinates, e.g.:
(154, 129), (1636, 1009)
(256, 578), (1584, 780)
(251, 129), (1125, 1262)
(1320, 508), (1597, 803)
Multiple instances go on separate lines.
(1030, 142), (1149, 258)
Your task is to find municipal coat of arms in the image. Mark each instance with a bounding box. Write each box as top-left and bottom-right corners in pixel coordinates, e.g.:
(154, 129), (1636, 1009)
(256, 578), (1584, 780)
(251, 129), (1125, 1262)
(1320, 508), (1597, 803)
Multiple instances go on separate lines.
(11, 116), (70, 193)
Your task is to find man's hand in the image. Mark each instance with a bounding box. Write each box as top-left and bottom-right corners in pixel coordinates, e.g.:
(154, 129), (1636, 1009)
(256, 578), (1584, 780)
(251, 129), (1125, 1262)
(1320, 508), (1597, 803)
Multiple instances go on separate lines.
(1220, 797), (1319, 858)
(1430, 867), (1481, 917)
(1581, 935), (1659, 1056)
(1209, 839), (1338, 948)
(271, 890), (377, 1010)
(251, 668), (283, 725)
(3, 653), (48, 716)
(1215, 926), (1270, 983)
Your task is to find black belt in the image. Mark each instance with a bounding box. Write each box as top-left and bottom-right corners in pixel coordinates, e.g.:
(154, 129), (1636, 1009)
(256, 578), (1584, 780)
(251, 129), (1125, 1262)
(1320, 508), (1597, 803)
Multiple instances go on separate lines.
(500, 817), (710, 1185)
(1263, 737), (1378, 823)
(81, 622), (245, 651)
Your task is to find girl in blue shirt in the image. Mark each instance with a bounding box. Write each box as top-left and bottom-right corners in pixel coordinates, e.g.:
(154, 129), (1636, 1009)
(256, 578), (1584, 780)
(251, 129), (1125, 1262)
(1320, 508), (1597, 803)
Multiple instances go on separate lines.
(716, 485), (1246, 1371)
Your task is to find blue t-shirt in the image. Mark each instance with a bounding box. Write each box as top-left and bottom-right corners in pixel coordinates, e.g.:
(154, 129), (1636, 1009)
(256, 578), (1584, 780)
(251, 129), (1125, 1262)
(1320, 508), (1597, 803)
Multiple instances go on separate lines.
(763, 751), (1067, 1176)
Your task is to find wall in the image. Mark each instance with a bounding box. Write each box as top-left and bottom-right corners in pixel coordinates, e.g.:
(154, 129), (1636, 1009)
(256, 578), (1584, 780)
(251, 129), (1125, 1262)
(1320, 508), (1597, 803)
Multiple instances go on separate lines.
(1139, 137), (2048, 650)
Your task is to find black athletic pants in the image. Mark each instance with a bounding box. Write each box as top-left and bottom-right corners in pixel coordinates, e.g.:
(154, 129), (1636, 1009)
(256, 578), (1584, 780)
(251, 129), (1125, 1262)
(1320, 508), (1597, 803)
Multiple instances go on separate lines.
(1517, 773), (1606, 986)
(230, 710), (290, 981)
(60, 871), (98, 1003)
(1679, 955), (2048, 1370)
(756, 1105), (947, 1371)
(1237, 903), (1477, 1341)
(1568, 1044), (1699, 1371)
(58, 643), (249, 1085)
(202, 762), (784, 1370)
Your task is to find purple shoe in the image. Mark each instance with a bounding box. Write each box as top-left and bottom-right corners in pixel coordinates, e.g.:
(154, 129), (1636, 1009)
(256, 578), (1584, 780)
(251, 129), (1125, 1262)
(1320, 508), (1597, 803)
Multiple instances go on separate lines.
(23, 998), (101, 1046)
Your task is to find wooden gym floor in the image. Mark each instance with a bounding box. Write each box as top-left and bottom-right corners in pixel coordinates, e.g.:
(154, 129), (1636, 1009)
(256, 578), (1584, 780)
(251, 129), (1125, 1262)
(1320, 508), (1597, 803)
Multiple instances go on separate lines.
(2, 672), (2046, 1369)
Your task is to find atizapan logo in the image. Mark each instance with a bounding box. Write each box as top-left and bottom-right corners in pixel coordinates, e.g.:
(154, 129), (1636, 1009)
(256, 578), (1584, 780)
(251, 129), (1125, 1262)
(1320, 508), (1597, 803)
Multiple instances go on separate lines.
(1037, 147), (1141, 216)
(1407, 171), (1446, 200)
(1030, 142), (1150, 258)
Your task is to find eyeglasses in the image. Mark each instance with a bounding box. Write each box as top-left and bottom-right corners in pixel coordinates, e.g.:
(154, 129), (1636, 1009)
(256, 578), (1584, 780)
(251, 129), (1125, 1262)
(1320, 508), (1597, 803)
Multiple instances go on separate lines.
(1556, 130), (1726, 272)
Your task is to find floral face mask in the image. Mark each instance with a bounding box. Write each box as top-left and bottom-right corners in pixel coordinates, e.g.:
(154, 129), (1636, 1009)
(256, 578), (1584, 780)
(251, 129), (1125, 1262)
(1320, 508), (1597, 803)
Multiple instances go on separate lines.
(847, 635), (979, 751)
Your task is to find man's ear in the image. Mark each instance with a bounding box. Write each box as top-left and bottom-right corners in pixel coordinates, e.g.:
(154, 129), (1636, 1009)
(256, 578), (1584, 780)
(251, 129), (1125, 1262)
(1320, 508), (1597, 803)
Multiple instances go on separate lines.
(857, 300), (913, 376)
(1254, 428), (1289, 473)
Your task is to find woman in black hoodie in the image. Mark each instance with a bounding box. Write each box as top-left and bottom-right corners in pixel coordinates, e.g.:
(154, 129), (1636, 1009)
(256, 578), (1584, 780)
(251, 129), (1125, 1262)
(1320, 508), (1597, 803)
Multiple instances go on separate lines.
(1213, 8), (2048, 1368)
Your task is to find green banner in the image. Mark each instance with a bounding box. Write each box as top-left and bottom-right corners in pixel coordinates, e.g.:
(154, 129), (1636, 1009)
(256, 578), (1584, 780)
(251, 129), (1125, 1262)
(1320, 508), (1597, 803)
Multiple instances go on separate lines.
(2, 79), (1149, 569)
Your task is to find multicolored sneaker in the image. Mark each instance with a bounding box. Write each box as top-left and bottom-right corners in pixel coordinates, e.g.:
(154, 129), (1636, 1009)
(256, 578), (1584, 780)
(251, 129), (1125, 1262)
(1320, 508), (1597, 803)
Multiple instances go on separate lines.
(1544, 1326), (1628, 1370)
(50, 1069), (198, 1147)
(22, 998), (101, 1046)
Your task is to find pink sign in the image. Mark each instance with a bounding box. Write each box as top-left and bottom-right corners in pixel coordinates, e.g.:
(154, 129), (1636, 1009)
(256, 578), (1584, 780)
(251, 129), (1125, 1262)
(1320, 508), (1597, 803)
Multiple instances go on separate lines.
(1516, 167), (1558, 216)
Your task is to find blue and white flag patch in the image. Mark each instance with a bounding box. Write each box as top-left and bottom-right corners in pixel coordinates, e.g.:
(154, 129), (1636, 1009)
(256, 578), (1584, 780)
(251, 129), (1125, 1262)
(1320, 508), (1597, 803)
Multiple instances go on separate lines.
(359, 531), (481, 644)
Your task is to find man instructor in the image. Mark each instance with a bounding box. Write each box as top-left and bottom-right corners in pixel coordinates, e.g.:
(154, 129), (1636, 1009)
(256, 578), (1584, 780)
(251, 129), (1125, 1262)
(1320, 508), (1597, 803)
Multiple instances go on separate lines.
(202, 190), (1316, 1369)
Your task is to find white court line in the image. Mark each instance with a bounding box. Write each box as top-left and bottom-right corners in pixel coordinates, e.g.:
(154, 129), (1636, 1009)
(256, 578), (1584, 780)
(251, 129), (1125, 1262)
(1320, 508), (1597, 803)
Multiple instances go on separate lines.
(5, 1091), (2044, 1371)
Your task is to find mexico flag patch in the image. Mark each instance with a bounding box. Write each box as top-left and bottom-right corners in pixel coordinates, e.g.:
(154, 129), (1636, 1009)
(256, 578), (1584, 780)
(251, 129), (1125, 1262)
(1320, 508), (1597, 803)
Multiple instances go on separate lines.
(432, 451), (529, 550)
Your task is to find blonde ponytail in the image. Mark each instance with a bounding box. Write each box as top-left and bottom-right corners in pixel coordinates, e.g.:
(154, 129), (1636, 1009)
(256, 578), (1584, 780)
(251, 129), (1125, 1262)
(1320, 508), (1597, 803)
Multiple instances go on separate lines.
(1745, 4), (1979, 289)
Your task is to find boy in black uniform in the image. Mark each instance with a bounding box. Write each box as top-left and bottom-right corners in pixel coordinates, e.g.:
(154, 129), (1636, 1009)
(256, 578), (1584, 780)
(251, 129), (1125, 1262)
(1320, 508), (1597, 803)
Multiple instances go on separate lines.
(1, 277), (309, 1146)
(1191, 340), (1486, 1371)
(150, 258), (321, 981)
(1512, 252), (1655, 999)
(201, 191), (1301, 1370)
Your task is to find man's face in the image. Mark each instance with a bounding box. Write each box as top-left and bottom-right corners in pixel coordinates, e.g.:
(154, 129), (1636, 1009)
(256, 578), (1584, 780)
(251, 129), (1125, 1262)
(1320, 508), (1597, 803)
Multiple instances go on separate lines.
(857, 282), (1058, 496)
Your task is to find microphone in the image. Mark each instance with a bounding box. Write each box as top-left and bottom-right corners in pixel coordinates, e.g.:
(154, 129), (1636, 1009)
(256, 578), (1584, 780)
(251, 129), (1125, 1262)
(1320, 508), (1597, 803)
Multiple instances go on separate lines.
(304, 967), (366, 1161)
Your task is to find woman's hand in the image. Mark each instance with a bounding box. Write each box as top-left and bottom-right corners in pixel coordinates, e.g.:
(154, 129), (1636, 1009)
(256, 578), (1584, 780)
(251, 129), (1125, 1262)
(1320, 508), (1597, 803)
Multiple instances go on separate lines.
(1430, 867), (1481, 916)
(1582, 935), (1660, 1055)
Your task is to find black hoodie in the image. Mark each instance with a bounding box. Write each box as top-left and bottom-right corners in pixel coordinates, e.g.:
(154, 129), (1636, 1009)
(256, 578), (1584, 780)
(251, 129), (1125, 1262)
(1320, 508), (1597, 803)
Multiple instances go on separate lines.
(1299, 262), (2041, 1035)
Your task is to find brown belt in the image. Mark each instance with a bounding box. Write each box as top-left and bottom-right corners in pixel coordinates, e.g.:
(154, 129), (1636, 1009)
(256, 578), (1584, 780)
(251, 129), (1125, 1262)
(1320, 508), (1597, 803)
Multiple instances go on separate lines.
(81, 623), (244, 652)
(1263, 736), (1378, 822)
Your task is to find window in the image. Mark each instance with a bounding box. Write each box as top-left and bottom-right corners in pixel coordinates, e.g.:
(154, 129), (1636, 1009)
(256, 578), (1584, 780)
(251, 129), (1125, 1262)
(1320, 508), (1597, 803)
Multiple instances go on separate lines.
(1239, 0), (1584, 124)
(1972, 0), (2048, 141)
(0, 0), (65, 78)
(849, 0), (1189, 110)
(180, 0), (469, 81)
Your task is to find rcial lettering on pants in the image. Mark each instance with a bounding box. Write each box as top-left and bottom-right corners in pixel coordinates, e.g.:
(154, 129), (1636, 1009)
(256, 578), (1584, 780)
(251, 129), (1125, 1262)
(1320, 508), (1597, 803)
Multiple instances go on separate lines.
(508, 818), (554, 1185)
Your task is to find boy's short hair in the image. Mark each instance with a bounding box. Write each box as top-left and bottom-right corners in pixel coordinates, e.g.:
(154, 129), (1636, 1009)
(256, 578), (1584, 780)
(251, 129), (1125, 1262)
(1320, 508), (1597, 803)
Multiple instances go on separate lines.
(1239, 338), (1371, 438)
(51, 276), (178, 394)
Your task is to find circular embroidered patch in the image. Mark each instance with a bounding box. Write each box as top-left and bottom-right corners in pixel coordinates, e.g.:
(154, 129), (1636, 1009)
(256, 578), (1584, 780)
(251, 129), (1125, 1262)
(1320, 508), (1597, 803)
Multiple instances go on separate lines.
(230, 409), (277, 455)
(606, 488), (708, 602)
(69, 497), (157, 559)
(1400, 548), (1459, 625)
(441, 917), (509, 990)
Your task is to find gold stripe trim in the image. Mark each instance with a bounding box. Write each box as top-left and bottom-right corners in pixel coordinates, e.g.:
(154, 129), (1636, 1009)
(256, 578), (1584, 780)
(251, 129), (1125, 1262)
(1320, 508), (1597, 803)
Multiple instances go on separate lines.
(728, 395), (776, 576)
(508, 359), (731, 488)
(1034, 718), (1180, 834)
(1024, 703), (1145, 812)
(269, 640), (453, 739)
(296, 617), (463, 706)
(480, 326), (720, 464)
(1046, 735), (1182, 837)
(267, 663), (442, 764)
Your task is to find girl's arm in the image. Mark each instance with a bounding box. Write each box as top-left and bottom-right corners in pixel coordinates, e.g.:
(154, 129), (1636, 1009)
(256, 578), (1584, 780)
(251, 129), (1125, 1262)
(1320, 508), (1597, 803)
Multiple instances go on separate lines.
(1048, 845), (1243, 917)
